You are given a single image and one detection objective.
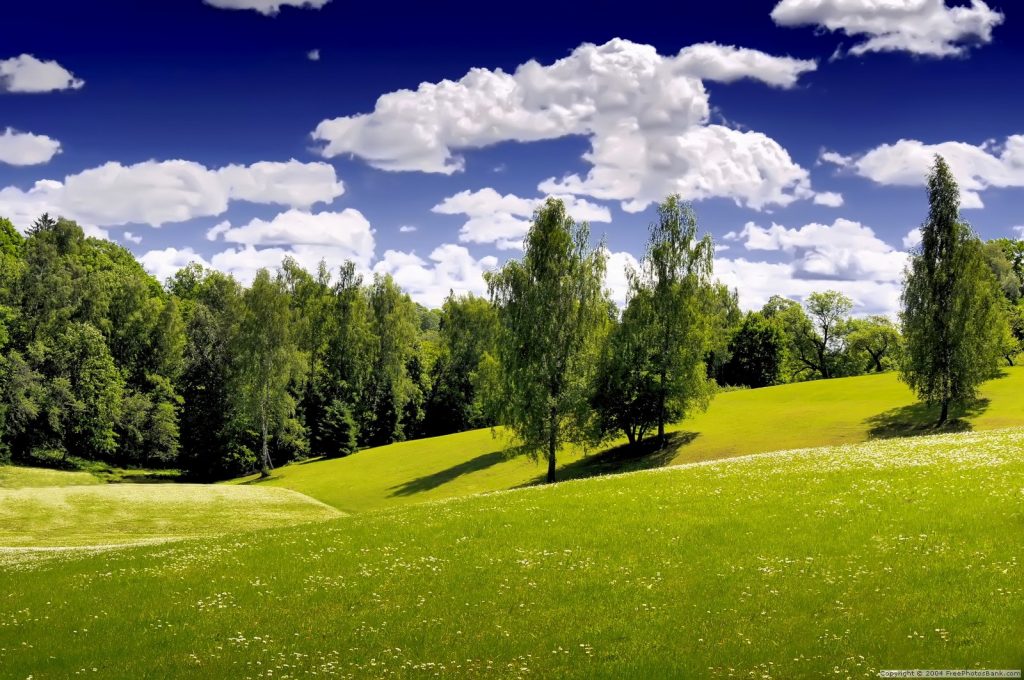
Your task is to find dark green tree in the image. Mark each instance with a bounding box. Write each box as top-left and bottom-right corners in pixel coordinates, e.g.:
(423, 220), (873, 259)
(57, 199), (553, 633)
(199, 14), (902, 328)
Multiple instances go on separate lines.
(900, 156), (1008, 424)
(722, 311), (786, 388)
(487, 198), (609, 483)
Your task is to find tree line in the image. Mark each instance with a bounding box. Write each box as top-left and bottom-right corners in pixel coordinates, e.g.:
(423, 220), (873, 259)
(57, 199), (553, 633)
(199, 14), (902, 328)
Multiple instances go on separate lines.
(0, 155), (1018, 480)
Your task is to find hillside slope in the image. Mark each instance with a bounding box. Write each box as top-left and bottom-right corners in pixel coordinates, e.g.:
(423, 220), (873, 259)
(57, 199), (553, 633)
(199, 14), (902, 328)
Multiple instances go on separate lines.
(5, 428), (1023, 677)
(235, 367), (1024, 512)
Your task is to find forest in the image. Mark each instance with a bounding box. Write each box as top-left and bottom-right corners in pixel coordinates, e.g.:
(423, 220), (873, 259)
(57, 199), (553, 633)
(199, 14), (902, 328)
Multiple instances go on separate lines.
(1, 157), (1021, 480)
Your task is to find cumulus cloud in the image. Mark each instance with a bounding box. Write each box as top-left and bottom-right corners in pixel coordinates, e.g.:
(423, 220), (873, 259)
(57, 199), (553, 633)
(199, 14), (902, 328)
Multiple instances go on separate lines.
(603, 250), (640, 310)
(1, 54), (84, 93)
(139, 247), (211, 283)
(209, 208), (375, 261)
(0, 158), (343, 229)
(675, 42), (816, 88)
(313, 38), (822, 212)
(0, 128), (61, 166)
(398, 225), (418, 233)
(203, 0), (331, 15)
(903, 228), (923, 249)
(812, 191), (844, 207)
(432, 188), (612, 250)
(307, 49), (321, 61)
(122, 232), (142, 245)
(771, 0), (1004, 58)
(837, 135), (1024, 209)
(720, 218), (909, 315)
(372, 244), (498, 307)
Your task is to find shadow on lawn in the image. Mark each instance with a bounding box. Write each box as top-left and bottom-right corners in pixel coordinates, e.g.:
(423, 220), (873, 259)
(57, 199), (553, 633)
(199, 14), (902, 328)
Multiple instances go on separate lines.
(520, 431), (699, 487)
(865, 398), (990, 439)
(388, 449), (507, 497)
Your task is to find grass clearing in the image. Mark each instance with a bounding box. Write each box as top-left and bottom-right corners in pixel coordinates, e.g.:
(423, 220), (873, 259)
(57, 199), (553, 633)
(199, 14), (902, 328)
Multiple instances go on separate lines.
(0, 485), (341, 548)
(3, 428), (1022, 677)
(0, 465), (101, 489)
(235, 367), (1024, 512)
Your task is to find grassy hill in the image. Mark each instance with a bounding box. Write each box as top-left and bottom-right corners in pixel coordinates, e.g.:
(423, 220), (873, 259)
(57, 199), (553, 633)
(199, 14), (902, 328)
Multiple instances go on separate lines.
(3, 428), (1022, 677)
(234, 367), (1024, 512)
(0, 483), (341, 548)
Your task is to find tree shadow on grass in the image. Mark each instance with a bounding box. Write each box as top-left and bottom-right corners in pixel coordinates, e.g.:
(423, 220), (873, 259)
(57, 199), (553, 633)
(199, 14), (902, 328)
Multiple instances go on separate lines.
(865, 398), (990, 440)
(388, 449), (508, 497)
(519, 431), (699, 488)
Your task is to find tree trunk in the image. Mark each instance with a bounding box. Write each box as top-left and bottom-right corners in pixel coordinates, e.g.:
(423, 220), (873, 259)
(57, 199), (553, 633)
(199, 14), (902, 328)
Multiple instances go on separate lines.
(938, 397), (950, 426)
(657, 367), (667, 442)
(625, 427), (636, 445)
(546, 406), (557, 484)
(259, 401), (273, 478)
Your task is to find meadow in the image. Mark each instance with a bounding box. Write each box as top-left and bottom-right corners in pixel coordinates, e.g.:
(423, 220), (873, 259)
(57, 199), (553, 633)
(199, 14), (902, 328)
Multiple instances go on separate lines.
(233, 367), (1024, 512)
(2, 428), (1022, 677)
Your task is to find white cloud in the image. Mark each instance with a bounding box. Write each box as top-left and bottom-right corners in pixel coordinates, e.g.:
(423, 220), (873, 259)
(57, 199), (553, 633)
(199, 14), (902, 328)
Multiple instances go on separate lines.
(842, 135), (1024, 209)
(0, 54), (84, 93)
(726, 218), (907, 282)
(432, 188), (612, 250)
(372, 244), (498, 307)
(715, 256), (902, 316)
(813, 191), (844, 207)
(819, 149), (853, 167)
(1013, 226), (1024, 238)
(0, 128), (61, 165)
(122, 232), (142, 245)
(307, 49), (321, 61)
(903, 228), (922, 249)
(203, 0), (331, 14)
(719, 218), (909, 315)
(675, 42), (816, 88)
(0, 158), (343, 228)
(210, 208), (375, 261)
(139, 247), (211, 283)
(313, 38), (821, 212)
(771, 0), (1004, 58)
(398, 225), (418, 233)
(603, 250), (640, 310)
(217, 159), (343, 209)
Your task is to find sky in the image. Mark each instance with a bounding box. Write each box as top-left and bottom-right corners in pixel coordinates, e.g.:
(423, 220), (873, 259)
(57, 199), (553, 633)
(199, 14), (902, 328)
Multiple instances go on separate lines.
(2, 0), (1022, 315)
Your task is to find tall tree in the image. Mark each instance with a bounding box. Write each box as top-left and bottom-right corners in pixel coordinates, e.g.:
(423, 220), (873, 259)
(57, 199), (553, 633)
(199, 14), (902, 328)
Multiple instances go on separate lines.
(722, 311), (786, 388)
(900, 156), (1008, 424)
(233, 269), (300, 477)
(635, 196), (715, 440)
(364, 274), (419, 446)
(487, 198), (608, 483)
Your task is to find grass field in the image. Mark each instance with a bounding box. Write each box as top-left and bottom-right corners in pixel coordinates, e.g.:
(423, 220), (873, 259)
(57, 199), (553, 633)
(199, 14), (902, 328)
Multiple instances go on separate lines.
(0, 485), (341, 548)
(2, 428), (1022, 677)
(234, 367), (1024, 512)
(0, 465), (101, 489)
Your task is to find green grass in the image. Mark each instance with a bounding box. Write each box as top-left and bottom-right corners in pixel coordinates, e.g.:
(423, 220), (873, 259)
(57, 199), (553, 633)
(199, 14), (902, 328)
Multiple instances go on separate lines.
(0, 485), (341, 548)
(3, 428), (1022, 677)
(235, 367), (1024, 512)
(0, 465), (101, 489)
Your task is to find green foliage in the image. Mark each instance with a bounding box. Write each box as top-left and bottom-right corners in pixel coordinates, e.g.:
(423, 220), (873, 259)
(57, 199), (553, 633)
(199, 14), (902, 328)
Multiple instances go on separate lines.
(317, 399), (358, 457)
(846, 315), (901, 373)
(487, 198), (609, 482)
(722, 311), (786, 388)
(233, 269), (302, 477)
(424, 293), (500, 436)
(363, 274), (420, 446)
(629, 196), (716, 440)
(900, 156), (1009, 423)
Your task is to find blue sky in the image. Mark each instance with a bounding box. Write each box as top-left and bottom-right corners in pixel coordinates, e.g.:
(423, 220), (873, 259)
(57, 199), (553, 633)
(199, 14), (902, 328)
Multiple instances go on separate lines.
(1, 0), (1021, 314)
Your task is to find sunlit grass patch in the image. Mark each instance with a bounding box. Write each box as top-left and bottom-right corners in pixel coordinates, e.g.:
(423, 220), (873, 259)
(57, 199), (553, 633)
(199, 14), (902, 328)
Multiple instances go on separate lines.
(0, 484), (341, 548)
(3, 428), (1023, 677)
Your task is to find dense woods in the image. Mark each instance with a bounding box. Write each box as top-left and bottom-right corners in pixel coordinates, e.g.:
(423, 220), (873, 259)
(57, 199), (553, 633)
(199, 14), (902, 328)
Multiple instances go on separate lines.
(0, 157), (1019, 478)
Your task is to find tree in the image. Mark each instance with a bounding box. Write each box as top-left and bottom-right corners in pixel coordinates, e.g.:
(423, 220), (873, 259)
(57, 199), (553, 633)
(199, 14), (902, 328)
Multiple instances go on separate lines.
(705, 283), (742, 384)
(425, 293), (500, 435)
(982, 241), (1022, 303)
(592, 288), (661, 444)
(635, 196), (716, 440)
(233, 269), (301, 477)
(487, 198), (609, 483)
(722, 311), (786, 388)
(900, 156), (1008, 424)
(846, 315), (901, 373)
(363, 274), (419, 446)
(772, 291), (852, 381)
